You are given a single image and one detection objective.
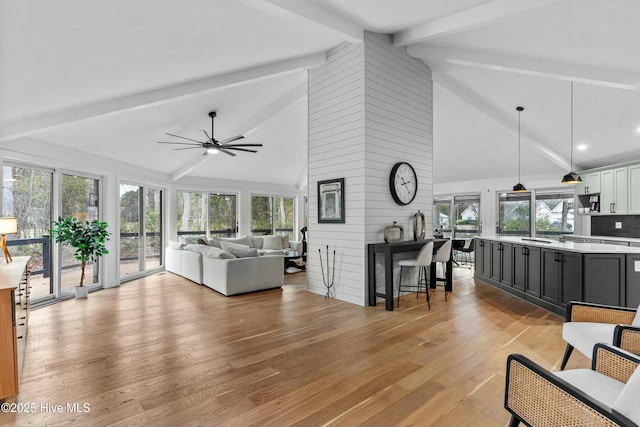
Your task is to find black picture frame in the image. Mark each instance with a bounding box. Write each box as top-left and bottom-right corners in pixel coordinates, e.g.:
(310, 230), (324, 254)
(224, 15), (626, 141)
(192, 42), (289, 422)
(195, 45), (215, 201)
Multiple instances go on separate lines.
(318, 178), (345, 223)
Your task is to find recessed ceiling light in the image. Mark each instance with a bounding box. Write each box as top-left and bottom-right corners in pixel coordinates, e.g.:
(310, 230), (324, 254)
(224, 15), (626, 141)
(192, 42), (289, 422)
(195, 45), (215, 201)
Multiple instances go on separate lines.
(576, 144), (587, 151)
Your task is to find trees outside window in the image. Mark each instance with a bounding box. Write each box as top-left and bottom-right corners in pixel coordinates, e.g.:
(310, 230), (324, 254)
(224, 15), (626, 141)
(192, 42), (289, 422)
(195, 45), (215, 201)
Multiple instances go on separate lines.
(251, 195), (295, 239)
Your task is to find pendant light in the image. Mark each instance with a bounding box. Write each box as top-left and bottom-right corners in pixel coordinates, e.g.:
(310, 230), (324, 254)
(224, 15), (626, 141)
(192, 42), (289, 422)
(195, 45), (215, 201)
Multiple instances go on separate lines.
(513, 106), (526, 192)
(561, 81), (582, 184)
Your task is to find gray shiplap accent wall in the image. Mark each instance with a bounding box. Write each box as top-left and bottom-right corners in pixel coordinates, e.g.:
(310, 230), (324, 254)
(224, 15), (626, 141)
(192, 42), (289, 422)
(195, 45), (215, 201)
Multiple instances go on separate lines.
(307, 33), (433, 306)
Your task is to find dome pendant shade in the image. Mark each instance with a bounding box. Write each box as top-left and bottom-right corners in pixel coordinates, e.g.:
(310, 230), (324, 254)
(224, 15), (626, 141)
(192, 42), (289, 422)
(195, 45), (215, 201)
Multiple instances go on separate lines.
(561, 171), (582, 184)
(512, 106), (526, 192)
(513, 182), (527, 192)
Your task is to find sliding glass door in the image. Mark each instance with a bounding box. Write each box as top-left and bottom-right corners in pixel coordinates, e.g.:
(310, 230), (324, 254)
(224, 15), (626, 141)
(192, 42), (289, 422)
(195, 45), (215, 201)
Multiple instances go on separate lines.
(119, 183), (163, 280)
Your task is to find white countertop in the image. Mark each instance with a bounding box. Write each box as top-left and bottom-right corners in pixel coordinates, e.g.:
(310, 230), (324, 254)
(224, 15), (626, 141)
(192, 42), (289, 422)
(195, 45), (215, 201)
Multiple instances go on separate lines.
(566, 234), (640, 243)
(477, 236), (640, 254)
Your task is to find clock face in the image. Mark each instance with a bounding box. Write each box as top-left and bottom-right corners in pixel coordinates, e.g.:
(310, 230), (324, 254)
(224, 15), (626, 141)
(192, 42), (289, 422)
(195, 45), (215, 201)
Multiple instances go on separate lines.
(389, 162), (418, 205)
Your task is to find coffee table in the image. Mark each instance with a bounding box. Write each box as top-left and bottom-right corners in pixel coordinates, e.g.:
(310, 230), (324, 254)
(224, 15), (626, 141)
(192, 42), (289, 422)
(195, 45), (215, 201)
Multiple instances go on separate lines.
(283, 250), (305, 274)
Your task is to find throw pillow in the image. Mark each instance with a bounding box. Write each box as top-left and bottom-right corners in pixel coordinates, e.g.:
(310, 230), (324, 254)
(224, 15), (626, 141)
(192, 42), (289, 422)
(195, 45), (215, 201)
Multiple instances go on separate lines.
(263, 235), (283, 250)
(168, 241), (184, 250)
(184, 244), (209, 254)
(281, 233), (290, 249)
(208, 237), (222, 248)
(632, 304), (640, 327)
(249, 236), (264, 249)
(218, 235), (252, 247)
(197, 238), (208, 245)
(202, 247), (236, 259)
(220, 241), (251, 251)
(227, 246), (259, 258)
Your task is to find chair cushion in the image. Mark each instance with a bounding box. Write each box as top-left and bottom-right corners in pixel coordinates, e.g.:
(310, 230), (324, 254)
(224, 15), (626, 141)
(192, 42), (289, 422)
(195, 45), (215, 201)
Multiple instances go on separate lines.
(562, 322), (616, 359)
(555, 369), (624, 408)
(613, 364), (640, 424)
(398, 259), (417, 267)
(632, 304), (640, 327)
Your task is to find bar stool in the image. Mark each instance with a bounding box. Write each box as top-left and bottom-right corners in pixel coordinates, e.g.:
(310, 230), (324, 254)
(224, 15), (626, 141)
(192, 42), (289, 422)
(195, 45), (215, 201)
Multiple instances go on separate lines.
(397, 241), (434, 309)
(431, 239), (452, 301)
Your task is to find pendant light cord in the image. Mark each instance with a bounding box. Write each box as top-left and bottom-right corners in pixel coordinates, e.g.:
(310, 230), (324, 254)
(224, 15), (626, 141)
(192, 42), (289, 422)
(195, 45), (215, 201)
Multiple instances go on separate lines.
(518, 108), (521, 181)
(570, 81), (574, 172)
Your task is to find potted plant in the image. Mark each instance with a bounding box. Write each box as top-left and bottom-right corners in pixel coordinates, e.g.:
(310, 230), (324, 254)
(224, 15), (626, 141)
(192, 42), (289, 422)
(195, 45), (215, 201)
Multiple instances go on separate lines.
(51, 217), (111, 299)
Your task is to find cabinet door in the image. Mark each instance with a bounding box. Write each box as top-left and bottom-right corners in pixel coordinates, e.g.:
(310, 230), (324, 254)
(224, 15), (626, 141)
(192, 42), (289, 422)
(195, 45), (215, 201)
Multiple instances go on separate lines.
(474, 240), (484, 275)
(541, 249), (560, 305)
(601, 169), (614, 214)
(527, 247), (542, 297)
(577, 171), (601, 195)
(513, 245), (526, 291)
(614, 167), (628, 214)
(629, 164), (640, 214)
(501, 243), (513, 286)
(560, 251), (582, 307)
(583, 254), (624, 306)
(491, 242), (501, 281)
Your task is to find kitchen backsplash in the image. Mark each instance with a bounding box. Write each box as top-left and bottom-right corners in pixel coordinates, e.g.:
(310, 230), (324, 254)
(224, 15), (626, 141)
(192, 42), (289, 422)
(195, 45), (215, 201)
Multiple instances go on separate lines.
(591, 215), (640, 238)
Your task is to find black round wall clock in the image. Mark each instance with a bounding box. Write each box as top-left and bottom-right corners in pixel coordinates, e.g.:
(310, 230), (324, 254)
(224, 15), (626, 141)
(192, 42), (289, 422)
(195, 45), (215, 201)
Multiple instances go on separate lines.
(389, 162), (418, 205)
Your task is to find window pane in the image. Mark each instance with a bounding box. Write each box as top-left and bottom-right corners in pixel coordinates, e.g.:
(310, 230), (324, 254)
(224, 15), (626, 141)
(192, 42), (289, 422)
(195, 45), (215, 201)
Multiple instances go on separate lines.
(61, 174), (100, 291)
(275, 196), (294, 239)
(208, 194), (236, 238)
(251, 195), (272, 235)
(434, 200), (452, 237)
(120, 184), (140, 276)
(498, 192), (531, 237)
(536, 191), (574, 238)
(454, 198), (480, 238)
(177, 191), (206, 238)
(2, 165), (53, 300)
(145, 188), (162, 269)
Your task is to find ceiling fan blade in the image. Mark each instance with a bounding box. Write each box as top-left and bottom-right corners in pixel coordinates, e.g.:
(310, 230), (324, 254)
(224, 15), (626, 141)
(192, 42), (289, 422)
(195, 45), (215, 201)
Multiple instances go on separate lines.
(224, 143), (263, 147)
(218, 135), (244, 145)
(173, 147), (201, 151)
(157, 141), (201, 146)
(224, 147), (258, 153)
(166, 133), (205, 144)
(217, 148), (236, 157)
(200, 129), (214, 143)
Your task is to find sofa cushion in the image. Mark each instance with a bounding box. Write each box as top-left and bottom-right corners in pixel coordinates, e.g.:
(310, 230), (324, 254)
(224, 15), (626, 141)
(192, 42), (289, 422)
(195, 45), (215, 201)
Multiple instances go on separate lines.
(202, 247), (236, 259)
(220, 241), (251, 251)
(210, 235), (252, 249)
(263, 235), (283, 250)
(227, 246), (259, 258)
(184, 243), (210, 254)
(562, 322), (616, 358)
(281, 233), (289, 249)
(250, 236), (264, 249)
(632, 304), (640, 327)
(181, 235), (206, 245)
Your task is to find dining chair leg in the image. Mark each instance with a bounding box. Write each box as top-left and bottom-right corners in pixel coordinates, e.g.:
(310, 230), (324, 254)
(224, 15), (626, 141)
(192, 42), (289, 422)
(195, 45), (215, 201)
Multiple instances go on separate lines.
(423, 266), (431, 310)
(397, 266), (404, 308)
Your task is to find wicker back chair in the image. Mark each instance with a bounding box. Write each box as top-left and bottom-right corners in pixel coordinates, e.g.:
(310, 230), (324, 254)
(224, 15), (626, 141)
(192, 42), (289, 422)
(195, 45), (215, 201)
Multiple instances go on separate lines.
(561, 301), (640, 370)
(505, 343), (640, 427)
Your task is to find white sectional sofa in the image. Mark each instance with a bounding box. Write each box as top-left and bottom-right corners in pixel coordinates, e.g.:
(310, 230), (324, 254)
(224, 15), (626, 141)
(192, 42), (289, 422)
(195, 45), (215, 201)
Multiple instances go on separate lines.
(166, 234), (299, 296)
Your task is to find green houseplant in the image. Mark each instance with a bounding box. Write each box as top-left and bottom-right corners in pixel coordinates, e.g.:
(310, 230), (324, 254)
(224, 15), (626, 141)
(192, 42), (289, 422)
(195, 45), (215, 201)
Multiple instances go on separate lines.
(51, 217), (111, 298)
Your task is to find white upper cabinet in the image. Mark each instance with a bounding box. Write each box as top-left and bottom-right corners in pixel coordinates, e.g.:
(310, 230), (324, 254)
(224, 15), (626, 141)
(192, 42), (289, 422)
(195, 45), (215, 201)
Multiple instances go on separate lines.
(576, 171), (601, 195)
(628, 164), (640, 214)
(600, 167), (627, 214)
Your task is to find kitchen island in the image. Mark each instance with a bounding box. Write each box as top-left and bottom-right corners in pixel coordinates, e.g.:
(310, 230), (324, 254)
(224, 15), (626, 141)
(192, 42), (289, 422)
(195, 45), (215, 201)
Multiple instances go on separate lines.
(474, 236), (640, 315)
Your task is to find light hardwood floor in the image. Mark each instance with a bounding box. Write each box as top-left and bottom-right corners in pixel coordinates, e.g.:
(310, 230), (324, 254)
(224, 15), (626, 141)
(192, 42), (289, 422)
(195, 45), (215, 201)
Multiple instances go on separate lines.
(0, 268), (589, 427)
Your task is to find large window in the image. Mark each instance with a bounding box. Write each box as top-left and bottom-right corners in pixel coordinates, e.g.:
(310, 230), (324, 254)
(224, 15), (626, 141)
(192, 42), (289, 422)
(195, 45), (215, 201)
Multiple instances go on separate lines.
(434, 199), (452, 237)
(2, 164), (53, 301)
(453, 197), (480, 238)
(535, 191), (574, 238)
(251, 195), (295, 239)
(120, 183), (163, 279)
(498, 192), (531, 237)
(176, 191), (237, 239)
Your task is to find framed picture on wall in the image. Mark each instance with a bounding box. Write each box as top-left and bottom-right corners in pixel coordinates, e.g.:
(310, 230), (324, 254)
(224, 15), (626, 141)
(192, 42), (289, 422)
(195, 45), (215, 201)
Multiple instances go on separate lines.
(318, 178), (345, 223)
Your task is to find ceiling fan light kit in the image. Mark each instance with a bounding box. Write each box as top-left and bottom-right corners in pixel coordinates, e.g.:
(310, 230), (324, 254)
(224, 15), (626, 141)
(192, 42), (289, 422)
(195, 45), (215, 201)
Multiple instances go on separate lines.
(561, 82), (582, 184)
(157, 111), (262, 157)
(512, 106), (527, 193)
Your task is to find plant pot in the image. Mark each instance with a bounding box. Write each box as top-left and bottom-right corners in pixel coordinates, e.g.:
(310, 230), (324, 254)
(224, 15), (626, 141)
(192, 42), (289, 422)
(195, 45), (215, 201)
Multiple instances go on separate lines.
(74, 286), (88, 299)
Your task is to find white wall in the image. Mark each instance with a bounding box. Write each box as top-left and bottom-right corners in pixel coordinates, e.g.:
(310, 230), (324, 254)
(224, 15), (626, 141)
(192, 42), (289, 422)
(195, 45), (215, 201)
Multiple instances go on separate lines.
(0, 137), (305, 290)
(307, 32), (433, 306)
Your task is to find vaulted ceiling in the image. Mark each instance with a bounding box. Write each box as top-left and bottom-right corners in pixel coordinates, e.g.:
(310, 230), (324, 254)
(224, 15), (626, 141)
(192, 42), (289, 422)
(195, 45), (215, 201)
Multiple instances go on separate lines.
(2, 0), (639, 186)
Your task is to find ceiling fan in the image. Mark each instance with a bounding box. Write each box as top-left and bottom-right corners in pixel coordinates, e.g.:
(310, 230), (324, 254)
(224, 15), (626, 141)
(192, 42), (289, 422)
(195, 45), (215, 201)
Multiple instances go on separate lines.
(157, 111), (262, 156)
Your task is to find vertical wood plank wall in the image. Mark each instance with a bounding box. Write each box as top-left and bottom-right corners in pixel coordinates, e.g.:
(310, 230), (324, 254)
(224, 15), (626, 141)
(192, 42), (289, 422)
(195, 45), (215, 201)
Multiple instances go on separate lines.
(308, 32), (433, 306)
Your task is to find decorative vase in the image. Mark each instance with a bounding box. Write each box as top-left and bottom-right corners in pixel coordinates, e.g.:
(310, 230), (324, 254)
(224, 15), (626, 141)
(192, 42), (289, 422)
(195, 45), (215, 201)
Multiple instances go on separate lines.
(74, 286), (88, 299)
(384, 221), (404, 243)
(413, 210), (425, 241)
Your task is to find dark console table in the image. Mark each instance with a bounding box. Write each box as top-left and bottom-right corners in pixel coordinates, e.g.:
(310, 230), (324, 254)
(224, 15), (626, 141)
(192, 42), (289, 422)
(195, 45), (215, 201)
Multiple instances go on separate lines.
(367, 239), (452, 311)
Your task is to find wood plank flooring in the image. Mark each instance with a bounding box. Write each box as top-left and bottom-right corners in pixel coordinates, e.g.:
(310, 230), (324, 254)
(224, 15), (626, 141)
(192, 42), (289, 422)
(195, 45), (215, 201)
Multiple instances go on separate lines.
(0, 268), (589, 427)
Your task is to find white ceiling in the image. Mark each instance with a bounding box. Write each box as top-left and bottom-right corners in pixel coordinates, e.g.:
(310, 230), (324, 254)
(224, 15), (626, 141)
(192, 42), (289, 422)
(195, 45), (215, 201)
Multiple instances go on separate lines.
(2, 0), (639, 186)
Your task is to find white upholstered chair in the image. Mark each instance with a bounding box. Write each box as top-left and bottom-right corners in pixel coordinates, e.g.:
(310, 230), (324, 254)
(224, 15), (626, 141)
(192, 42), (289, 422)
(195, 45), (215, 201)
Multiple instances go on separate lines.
(397, 241), (434, 309)
(506, 343), (640, 427)
(560, 301), (640, 370)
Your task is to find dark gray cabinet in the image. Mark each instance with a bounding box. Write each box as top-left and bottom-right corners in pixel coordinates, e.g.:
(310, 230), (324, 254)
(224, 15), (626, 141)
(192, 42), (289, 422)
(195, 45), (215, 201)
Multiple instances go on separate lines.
(626, 254), (640, 307)
(513, 244), (541, 296)
(541, 249), (582, 307)
(583, 254), (625, 306)
(490, 241), (512, 286)
(475, 239), (491, 277)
